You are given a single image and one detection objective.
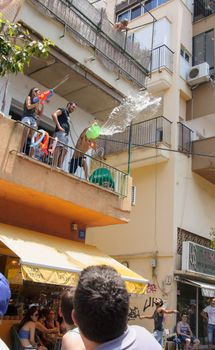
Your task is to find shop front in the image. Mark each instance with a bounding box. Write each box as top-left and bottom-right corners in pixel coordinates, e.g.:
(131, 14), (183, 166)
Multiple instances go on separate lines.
(0, 223), (148, 347)
(176, 241), (215, 347)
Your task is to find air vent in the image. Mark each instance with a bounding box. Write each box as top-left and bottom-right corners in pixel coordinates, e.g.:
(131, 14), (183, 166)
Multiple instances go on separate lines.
(131, 185), (136, 206)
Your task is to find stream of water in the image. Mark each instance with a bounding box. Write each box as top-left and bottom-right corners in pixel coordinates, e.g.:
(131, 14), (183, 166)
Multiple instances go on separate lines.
(100, 91), (161, 136)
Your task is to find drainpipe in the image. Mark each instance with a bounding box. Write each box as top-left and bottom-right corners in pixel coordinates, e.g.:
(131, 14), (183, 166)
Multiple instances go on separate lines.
(127, 122), (133, 175)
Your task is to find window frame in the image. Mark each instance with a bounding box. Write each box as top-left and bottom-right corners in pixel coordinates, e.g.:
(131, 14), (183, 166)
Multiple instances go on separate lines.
(192, 29), (214, 76)
(116, 0), (170, 22)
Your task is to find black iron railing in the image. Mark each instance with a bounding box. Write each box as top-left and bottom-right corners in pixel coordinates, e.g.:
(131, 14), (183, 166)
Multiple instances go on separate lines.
(151, 45), (174, 73)
(178, 122), (193, 154)
(31, 0), (150, 87)
(194, 0), (215, 21)
(97, 116), (172, 156)
(18, 122), (128, 197)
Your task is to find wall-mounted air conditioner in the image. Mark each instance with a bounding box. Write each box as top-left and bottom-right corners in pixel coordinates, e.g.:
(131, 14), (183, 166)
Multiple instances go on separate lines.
(131, 186), (136, 206)
(187, 62), (210, 86)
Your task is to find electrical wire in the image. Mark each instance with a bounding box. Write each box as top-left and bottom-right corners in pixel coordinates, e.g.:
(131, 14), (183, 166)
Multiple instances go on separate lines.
(98, 137), (215, 159)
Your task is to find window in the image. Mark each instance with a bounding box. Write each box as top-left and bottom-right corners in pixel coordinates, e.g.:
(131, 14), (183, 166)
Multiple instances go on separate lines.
(144, 0), (157, 11)
(131, 5), (141, 20)
(185, 52), (190, 62)
(117, 10), (130, 22)
(157, 0), (169, 5)
(193, 29), (214, 75)
(180, 46), (191, 63)
(116, 0), (170, 22)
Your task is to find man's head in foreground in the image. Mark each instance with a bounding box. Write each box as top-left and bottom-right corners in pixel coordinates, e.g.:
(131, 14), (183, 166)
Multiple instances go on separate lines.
(73, 265), (129, 343)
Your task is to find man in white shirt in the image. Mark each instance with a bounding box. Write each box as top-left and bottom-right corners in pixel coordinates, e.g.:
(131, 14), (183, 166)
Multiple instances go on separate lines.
(72, 265), (162, 350)
(201, 298), (215, 350)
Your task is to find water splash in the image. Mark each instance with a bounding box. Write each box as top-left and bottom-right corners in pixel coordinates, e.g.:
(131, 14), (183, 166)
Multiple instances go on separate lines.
(100, 91), (161, 136)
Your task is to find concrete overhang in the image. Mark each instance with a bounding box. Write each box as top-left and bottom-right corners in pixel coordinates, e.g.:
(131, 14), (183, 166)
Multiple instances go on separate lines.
(146, 69), (173, 94)
(23, 51), (122, 121)
(103, 145), (170, 171)
(17, 0), (147, 102)
(192, 137), (215, 185)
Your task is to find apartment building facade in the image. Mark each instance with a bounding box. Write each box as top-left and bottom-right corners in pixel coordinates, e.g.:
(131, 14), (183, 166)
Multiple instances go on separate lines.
(86, 0), (215, 342)
(0, 0), (152, 345)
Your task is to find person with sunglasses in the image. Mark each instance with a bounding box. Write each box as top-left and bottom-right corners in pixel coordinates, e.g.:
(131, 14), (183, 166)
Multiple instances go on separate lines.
(18, 306), (47, 350)
(21, 87), (44, 156)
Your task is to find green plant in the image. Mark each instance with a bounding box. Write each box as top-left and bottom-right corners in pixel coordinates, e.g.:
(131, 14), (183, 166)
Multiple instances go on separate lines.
(0, 15), (54, 77)
(209, 227), (215, 249)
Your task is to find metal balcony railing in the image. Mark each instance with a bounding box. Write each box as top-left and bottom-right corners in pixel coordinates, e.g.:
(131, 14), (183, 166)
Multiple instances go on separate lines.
(97, 116), (172, 156)
(151, 45), (174, 73)
(18, 123), (128, 197)
(194, 0), (215, 21)
(31, 0), (150, 87)
(178, 122), (193, 154)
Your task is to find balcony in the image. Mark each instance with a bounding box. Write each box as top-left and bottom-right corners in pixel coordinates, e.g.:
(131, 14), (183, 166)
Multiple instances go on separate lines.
(178, 122), (193, 154)
(147, 45), (174, 93)
(0, 115), (132, 238)
(192, 137), (215, 184)
(97, 116), (172, 169)
(151, 45), (174, 73)
(28, 0), (150, 88)
(194, 0), (215, 21)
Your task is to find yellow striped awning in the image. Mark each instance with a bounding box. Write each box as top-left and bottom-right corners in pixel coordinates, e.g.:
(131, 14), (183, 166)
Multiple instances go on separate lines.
(0, 223), (148, 294)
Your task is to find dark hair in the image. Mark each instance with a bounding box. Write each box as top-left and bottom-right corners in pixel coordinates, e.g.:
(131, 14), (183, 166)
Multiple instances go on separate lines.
(74, 265), (129, 343)
(67, 101), (76, 108)
(18, 306), (38, 331)
(61, 290), (75, 326)
(38, 308), (47, 321)
(155, 298), (163, 307)
(28, 87), (38, 103)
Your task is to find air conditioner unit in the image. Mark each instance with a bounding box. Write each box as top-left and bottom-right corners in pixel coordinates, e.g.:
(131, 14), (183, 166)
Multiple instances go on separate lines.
(131, 186), (136, 206)
(187, 62), (210, 86)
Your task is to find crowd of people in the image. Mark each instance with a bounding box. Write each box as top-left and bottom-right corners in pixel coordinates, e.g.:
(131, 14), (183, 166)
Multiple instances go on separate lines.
(18, 306), (66, 350)
(20, 87), (96, 179)
(1, 267), (215, 350)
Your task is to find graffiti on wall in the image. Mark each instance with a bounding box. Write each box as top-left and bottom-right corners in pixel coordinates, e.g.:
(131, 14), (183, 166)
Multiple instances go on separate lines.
(128, 297), (158, 320)
(128, 283), (158, 321)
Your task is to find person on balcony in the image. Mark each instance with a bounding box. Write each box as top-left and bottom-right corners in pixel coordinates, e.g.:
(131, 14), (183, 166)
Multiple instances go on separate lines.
(69, 127), (96, 180)
(114, 19), (129, 32)
(21, 87), (44, 155)
(51, 102), (77, 169)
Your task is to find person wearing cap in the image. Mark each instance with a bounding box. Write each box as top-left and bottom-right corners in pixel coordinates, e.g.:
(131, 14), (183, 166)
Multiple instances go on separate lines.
(140, 297), (178, 347)
(0, 272), (11, 350)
